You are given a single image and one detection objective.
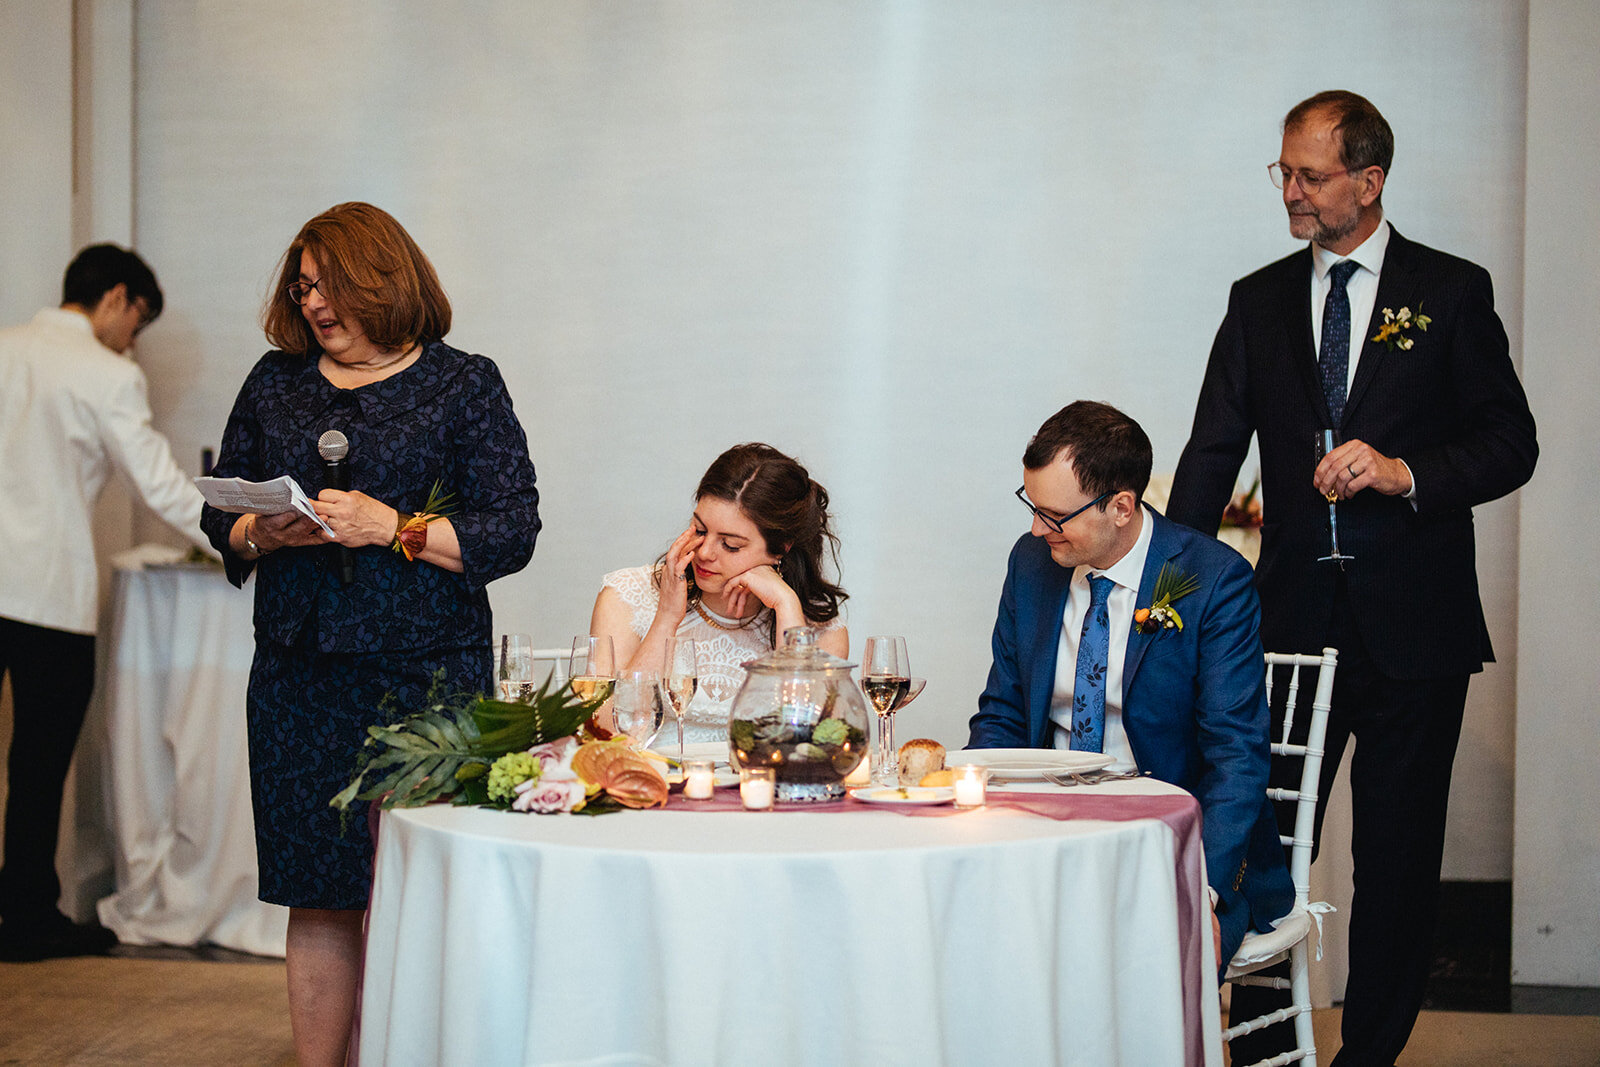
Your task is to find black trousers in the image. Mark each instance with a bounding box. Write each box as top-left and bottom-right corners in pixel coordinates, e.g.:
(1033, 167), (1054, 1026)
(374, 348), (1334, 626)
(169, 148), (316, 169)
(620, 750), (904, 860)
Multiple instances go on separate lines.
(0, 616), (97, 925)
(1230, 586), (1469, 1067)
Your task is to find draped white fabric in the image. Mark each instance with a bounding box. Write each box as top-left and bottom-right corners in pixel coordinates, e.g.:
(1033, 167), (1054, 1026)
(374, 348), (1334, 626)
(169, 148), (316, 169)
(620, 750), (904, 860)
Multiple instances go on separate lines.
(91, 551), (286, 956)
(361, 789), (1219, 1067)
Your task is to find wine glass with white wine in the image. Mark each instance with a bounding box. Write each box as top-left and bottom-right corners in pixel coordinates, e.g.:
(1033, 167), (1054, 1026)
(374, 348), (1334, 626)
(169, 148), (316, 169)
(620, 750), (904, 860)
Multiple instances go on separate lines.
(496, 633), (535, 702)
(1313, 429), (1355, 568)
(569, 635), (616, 707)
(862, 636), (912, 785)
(664, 637), (698, 761)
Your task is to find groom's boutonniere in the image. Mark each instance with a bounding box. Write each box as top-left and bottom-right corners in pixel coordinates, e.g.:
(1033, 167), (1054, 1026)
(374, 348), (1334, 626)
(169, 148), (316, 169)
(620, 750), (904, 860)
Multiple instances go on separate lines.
(1134, 564), (1201, 634)
(1371, 304), (1431, 351)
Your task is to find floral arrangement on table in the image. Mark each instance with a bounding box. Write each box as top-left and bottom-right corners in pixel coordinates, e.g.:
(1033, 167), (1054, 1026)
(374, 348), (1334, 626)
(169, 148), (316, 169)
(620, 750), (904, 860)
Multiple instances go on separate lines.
(330, 671), (669, 817)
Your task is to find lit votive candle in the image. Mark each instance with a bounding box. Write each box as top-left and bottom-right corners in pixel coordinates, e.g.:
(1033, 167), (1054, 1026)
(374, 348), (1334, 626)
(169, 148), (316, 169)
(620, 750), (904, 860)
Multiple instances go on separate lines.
(683, 759), (715, 800)
(953, 764), (988, 809)
(843, 752), (871, 788)
(740, 766), (776, 810)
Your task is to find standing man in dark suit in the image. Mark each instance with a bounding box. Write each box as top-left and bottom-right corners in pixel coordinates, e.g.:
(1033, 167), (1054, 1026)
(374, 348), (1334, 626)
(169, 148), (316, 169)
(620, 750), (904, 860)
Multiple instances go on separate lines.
(1167, 91), (1537, 1065)
(970, 400), (1293, 970)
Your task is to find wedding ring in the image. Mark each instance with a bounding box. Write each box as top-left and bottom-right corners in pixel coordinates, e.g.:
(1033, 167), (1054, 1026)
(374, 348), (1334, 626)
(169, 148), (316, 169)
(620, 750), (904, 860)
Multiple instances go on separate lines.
(1347, 463), (1357, 477)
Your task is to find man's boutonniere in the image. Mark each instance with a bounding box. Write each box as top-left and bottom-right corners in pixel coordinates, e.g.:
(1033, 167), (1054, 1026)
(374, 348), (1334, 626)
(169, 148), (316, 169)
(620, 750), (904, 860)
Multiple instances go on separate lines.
(1134, 563), (1201, 634)
(392, 480), (457, 561)
(1371, 304), (1431, 351)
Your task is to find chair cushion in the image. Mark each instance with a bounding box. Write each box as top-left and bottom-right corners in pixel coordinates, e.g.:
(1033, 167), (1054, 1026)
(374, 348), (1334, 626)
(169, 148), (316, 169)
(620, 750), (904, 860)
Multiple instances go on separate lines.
(1225, 903), (1312, 978)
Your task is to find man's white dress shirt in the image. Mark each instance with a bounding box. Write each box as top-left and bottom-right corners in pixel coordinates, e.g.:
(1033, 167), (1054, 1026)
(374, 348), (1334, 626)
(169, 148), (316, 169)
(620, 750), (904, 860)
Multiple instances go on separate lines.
(1310, 219), (1417, 500)
(0, 307), (205, 634)
(1048, 508), (1154, 771)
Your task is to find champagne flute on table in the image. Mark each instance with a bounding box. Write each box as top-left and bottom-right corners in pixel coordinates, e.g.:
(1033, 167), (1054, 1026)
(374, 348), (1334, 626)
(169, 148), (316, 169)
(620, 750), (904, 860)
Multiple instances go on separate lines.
(613, 670), (667, 748)
(1313, 429), (1355, 568)
(496, 633), (535, 702)
(569, 635), (616, 707)
(862, 636), (911, 785)
(664, 637), (698, 762)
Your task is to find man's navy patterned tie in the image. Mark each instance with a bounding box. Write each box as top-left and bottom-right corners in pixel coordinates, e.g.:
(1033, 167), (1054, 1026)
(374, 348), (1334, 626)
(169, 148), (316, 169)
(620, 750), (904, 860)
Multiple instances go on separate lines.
(1070, 574), (1115, 752)
(1320, 259), (1361, 425)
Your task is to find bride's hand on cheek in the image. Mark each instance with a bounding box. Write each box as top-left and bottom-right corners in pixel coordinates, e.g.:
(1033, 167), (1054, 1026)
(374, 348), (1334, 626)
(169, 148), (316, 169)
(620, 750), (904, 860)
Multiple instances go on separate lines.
(660, 528), (702, 619)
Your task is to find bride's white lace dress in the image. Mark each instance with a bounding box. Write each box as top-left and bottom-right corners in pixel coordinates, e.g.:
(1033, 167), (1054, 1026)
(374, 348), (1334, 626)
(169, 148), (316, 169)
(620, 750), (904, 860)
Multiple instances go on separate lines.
(602, 566), (840, 744)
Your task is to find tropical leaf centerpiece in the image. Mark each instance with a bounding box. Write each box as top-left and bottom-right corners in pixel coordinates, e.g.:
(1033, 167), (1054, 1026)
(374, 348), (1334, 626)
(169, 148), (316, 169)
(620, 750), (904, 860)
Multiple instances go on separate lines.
(330, 669), (668, 817)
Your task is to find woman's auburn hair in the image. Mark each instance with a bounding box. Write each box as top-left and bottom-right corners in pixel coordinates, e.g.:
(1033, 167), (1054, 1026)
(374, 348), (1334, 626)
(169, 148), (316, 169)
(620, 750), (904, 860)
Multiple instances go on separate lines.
(263, 202), (451, 356)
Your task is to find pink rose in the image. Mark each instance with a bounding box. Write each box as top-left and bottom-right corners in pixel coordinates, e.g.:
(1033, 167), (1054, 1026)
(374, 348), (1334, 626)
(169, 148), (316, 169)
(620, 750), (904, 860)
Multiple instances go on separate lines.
(511, 773), (587, 813)
(526, 737), (577, 766)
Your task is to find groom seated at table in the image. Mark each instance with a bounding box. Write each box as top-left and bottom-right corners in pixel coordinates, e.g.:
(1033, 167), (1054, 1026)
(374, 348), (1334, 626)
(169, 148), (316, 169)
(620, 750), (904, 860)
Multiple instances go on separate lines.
(968, 400), (1291, 966)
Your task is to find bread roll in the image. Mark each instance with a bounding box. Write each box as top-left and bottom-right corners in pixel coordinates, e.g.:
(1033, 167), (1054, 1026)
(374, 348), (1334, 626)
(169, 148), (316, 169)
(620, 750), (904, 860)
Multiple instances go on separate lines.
(898, 738), (945, 786)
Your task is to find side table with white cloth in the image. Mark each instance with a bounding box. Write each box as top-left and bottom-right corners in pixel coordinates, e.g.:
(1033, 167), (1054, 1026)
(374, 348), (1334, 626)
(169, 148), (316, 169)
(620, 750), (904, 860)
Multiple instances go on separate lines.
(361, 776), (1220, 1067)
(89, 545), (286, 956)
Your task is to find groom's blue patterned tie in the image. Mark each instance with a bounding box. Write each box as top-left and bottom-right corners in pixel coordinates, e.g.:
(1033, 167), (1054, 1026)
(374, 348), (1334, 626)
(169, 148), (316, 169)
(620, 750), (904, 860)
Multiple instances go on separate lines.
(1319, 259), (1361, 425)
(1070, 574), (1115, 752)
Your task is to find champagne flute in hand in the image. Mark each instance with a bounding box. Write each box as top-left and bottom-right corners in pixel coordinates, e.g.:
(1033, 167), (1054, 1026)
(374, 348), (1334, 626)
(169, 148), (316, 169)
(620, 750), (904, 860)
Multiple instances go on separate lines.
(1313, 429), (1355, 568)
(664, 637), (698, 761)
(569, 635), (616, 707)
(862, 636), (910, 785)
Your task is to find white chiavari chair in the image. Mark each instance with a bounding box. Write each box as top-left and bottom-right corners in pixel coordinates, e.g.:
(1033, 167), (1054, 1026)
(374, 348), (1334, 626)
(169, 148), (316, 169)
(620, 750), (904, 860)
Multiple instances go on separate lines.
(1222, 646), (1339, 1067)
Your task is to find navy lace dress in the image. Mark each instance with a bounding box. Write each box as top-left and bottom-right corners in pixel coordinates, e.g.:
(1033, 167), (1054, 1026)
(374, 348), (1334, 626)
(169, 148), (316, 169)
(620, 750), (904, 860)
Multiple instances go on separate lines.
(201, 340), (539, 909)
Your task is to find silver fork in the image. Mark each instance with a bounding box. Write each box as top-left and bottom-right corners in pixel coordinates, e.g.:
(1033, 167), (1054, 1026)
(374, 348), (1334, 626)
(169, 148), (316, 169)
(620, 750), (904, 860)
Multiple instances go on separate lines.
(1043, 769), (1147, 787)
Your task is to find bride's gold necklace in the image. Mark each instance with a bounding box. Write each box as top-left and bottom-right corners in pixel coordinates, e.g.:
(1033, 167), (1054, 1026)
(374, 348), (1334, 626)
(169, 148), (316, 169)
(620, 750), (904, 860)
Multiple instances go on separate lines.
(693, 599), (764, 632)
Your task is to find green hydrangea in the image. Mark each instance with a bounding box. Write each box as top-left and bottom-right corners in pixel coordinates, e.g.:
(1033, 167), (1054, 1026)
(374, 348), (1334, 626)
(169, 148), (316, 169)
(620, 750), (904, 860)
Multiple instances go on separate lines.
(486, 751), (542, 803)
(812, 718), (849, 746)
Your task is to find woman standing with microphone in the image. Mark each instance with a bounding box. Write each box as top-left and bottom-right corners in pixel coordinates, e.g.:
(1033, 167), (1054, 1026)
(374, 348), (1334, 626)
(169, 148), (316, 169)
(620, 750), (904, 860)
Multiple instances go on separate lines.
(202, 202), (539, 1066)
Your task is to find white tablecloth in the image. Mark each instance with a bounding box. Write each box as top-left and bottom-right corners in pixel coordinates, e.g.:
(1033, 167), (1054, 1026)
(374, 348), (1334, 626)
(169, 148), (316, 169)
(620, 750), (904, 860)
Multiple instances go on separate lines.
(91, 550), (286, 956)
(361, 780), (1220, 1067)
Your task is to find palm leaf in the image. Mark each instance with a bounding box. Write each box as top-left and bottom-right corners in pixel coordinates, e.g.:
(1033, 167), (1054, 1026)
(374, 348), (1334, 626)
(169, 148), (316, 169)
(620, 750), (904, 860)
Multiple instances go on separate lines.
(330, 667), (606, 814)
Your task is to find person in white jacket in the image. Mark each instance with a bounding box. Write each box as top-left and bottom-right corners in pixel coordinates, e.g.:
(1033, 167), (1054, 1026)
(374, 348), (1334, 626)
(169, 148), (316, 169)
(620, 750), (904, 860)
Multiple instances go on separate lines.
(0, 244), (207, 961)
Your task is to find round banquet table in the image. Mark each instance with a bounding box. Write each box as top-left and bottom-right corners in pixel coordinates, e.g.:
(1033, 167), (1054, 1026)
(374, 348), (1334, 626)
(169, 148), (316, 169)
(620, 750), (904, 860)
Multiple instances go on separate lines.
(359, 779), (1221, 1067)
(88, 547), (287, 955)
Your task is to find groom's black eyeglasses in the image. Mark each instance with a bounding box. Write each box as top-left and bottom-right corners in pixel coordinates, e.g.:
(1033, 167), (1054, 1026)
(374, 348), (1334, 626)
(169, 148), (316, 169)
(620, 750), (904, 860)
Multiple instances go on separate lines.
(1015, 486), (1111, 534)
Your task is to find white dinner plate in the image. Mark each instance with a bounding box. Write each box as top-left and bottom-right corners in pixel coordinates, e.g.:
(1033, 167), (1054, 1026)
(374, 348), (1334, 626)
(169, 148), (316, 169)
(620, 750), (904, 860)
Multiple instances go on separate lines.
(848, 786), (955, 806)
(948, 748), (1115, 780)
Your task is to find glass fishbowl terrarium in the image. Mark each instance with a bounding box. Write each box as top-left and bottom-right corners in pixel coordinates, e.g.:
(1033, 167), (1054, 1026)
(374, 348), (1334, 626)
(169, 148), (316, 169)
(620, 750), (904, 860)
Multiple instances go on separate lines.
(726, 626), (870, 802)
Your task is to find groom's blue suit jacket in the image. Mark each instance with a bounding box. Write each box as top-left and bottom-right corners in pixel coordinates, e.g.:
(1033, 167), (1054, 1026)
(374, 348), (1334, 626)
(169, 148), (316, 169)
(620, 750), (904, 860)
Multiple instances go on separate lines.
(969, 507), (1293, 962)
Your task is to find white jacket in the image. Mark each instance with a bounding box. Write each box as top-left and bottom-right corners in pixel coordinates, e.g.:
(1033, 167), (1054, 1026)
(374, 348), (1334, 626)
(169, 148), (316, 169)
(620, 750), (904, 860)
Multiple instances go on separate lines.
(0, 307), (205, 633)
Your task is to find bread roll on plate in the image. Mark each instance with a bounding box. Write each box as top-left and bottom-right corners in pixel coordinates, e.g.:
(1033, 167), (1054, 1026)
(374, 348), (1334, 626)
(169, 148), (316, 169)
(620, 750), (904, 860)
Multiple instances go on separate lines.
(898, 738), (945, 786)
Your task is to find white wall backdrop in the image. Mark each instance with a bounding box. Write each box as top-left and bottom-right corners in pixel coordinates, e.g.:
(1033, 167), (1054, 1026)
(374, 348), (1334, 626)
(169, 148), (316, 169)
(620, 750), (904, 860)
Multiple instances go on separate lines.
(1515, 0), (1600, 988)
(123, 1), (1529, 884)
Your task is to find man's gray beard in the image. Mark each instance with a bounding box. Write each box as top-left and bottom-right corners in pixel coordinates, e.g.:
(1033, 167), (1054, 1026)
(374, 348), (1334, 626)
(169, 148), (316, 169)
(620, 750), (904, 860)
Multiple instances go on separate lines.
(1290, 209), (1357, 246)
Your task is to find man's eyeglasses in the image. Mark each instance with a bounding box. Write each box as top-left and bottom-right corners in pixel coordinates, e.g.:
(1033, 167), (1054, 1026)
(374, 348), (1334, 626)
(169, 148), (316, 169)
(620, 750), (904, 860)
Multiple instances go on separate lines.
(1015, 486), (1111, 534)
(286, 278), (324, 305)
(1267, 162), (1353, 193)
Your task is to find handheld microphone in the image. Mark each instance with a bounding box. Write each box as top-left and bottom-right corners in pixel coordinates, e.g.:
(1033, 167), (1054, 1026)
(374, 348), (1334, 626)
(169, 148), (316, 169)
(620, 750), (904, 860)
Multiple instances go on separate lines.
(317, 429), (356, 585)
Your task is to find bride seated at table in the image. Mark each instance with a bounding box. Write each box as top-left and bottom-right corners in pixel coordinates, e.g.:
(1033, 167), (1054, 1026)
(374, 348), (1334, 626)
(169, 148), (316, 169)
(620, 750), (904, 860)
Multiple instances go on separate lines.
(589, 442), (848, 742)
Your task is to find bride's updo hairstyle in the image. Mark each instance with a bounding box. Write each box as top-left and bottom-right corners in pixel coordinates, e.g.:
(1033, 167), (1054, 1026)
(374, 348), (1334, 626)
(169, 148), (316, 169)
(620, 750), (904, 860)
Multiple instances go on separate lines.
(693, 443), (847, 627)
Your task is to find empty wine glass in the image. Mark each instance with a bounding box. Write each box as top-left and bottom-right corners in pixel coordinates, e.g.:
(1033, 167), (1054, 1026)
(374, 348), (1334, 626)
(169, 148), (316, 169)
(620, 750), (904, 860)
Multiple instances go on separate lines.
(496, 633), (534, 702)
(1313, 429), (1355, 568)
(569, 635), (616, 706)
(613, 670), (667, 748)
(664, 637), (698, 761)
(862, 635), (910, 785)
